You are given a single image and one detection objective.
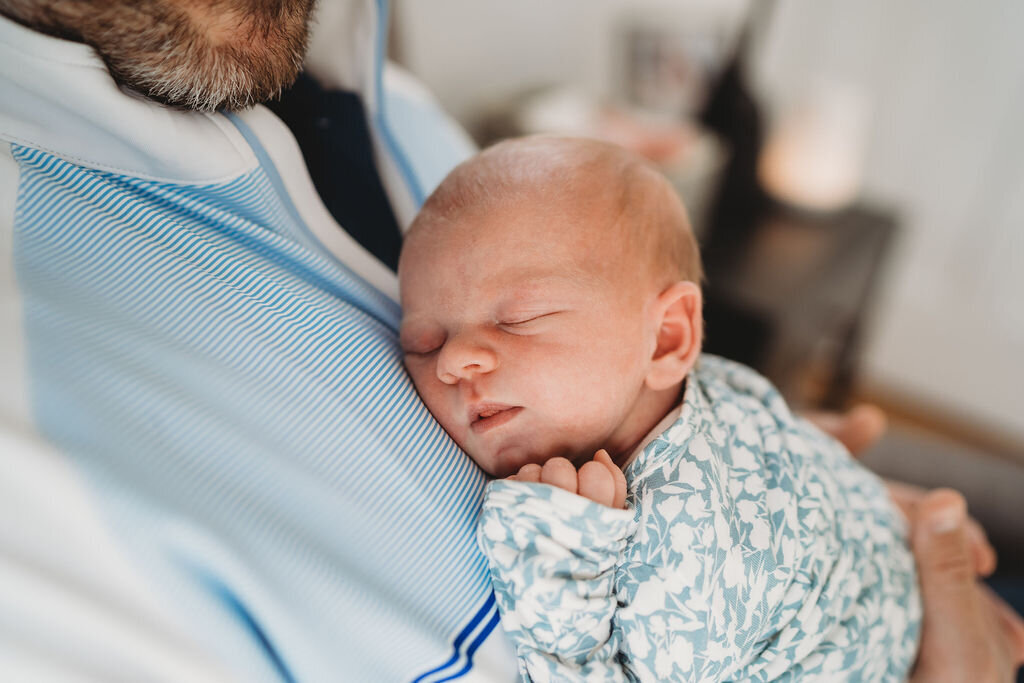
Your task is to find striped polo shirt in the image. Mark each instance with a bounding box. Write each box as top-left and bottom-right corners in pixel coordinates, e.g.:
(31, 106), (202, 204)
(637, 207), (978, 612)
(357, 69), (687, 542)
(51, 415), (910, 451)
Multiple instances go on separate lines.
(0, 3), (516, 681)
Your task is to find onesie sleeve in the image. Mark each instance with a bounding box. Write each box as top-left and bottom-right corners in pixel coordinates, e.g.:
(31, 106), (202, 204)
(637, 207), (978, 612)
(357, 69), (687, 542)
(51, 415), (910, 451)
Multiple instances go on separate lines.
(478, 480), (639, 682)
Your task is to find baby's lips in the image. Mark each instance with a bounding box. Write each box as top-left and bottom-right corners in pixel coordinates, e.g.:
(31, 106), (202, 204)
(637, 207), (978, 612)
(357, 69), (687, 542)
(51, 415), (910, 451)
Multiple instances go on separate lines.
(468, 405), (524, 435)
(466, 401), (516, 424)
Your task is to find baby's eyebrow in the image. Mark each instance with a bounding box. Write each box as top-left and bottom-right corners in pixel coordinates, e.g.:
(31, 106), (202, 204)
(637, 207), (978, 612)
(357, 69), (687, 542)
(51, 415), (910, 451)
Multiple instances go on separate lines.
(495, 280), (591, 317)
(502, 271), (595, 295)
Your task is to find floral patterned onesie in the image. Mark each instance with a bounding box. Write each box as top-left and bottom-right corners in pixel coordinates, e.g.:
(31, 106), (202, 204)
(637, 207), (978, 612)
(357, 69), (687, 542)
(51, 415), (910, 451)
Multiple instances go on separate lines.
(478, 355), (920, 682)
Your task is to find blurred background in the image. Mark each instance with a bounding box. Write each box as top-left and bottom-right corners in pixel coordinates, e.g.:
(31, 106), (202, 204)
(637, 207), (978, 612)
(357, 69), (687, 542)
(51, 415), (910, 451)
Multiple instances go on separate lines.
(389, 0), (1023, 574)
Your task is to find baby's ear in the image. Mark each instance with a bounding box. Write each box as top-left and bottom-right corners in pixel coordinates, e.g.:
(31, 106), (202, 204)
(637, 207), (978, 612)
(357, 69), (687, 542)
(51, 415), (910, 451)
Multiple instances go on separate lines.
(646, 281), (703, 391)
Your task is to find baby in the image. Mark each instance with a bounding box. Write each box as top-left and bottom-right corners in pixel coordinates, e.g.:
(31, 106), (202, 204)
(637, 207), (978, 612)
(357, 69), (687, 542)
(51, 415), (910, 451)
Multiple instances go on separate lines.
(399, 136), (920, 681)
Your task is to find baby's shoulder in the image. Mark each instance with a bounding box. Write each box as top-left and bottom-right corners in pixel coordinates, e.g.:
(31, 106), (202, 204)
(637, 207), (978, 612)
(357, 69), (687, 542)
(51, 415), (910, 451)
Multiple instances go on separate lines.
(629, 355), (803, 479)
(685, 355), (850, 471)
(627, 355), (874, 523)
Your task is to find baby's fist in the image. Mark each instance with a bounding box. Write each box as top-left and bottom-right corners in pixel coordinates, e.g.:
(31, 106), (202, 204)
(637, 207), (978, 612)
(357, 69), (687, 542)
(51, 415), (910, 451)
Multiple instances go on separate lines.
(509, 451), (626, 509)
(580, 450), (627, 509)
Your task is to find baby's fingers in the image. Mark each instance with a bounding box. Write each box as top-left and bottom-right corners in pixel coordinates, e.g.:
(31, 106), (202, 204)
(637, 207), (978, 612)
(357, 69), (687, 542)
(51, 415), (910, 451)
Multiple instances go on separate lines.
(514, 463), (541, 483)
(593, 450), (628, 509)
(578, 461), (616, 507)
(541, 457), (578, 494)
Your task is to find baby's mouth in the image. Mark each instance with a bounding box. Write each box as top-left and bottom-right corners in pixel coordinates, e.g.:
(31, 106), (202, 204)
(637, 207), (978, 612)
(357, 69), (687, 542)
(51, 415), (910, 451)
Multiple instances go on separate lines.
(469, 404), (523, 434)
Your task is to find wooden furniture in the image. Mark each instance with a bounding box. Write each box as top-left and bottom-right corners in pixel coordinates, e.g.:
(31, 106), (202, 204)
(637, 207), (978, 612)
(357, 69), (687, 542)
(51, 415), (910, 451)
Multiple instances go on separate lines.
(703, 203), (898, 409)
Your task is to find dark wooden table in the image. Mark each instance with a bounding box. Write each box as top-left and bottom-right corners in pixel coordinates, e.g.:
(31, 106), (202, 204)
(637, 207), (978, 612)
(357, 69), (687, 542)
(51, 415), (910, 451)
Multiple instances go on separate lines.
(702, 203), (899, 409)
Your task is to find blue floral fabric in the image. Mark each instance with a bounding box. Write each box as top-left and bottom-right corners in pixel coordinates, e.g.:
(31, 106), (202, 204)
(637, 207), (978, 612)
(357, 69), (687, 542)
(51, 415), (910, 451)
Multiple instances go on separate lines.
(479, 355), (920, 682)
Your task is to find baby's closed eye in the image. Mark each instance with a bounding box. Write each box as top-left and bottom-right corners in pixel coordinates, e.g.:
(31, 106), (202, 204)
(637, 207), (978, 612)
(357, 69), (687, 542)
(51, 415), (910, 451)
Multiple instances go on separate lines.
(497, 311), (564, 332)
(400, 325), (446, 355)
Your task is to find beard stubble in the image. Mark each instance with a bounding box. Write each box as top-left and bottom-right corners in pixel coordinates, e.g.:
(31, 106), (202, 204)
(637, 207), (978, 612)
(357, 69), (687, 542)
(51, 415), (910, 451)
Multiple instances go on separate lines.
(1, 0), (317, 112)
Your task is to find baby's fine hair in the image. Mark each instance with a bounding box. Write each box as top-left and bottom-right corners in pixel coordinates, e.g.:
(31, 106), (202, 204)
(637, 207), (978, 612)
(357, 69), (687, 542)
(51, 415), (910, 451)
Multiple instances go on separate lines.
(410, 135), (704, 287)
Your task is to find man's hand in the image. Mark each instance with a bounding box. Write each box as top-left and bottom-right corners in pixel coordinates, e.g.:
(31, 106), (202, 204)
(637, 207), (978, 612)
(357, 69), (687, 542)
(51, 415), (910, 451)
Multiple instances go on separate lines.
(806, 403), (888, 456)
(887, 479), (998, 578)
(910, 489), (1024, 681)
(509, 450), (627, 509)
(810, 402), (999, 577)
(803, 403), (1024, 679)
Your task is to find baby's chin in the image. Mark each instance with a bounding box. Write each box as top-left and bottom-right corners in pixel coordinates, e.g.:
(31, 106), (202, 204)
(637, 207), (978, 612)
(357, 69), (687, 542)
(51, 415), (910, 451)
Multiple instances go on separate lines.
(468, 449), (530, 479)
(466, 442), (581, 479)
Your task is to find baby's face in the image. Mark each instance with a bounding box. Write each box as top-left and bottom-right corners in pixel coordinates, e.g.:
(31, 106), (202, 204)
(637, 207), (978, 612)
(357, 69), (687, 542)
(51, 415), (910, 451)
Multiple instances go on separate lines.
(400, 202), (660, 478)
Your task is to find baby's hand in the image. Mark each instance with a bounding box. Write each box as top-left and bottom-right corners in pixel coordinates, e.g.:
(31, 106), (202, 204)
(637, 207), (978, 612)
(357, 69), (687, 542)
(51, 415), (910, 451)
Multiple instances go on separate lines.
(509, 450), (627, 509)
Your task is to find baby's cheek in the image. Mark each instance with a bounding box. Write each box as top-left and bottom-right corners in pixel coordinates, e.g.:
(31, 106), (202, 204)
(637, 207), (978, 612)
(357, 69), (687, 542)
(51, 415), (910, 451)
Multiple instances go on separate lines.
(540, 369), (610, 429)
(421, 387), (450, 423)
(407, 366), (448, 419)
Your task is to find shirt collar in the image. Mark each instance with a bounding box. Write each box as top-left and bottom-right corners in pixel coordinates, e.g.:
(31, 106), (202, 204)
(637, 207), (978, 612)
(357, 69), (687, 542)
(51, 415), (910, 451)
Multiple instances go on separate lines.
(0, 12), (259, 184)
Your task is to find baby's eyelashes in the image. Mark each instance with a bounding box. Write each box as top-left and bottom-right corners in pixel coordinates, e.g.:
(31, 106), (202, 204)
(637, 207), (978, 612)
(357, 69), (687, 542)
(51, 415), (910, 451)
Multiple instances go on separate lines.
(496, 311), (564, 331)
(401, 341), (442, 357)
(400, 309), (566, 357)
(403, 347), (439, 358)
(499, 315), (542, 326)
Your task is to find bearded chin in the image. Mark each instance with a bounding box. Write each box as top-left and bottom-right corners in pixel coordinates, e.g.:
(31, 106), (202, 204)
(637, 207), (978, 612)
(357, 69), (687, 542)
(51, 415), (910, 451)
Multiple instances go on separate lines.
(84, 1), (315, 112)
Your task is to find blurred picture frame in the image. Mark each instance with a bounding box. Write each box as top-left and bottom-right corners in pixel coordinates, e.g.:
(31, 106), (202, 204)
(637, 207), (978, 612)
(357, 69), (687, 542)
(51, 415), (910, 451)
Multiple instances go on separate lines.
(614, 4), (745, 120)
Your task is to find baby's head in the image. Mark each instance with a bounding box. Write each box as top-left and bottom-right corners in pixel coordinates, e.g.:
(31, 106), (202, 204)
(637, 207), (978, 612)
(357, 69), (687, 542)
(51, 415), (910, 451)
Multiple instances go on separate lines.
(399, 136), (703, 477)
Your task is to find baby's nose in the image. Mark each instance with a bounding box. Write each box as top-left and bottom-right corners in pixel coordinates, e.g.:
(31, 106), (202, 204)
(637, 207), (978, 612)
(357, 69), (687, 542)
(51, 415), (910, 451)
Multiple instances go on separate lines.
(436, 334), (498, 384)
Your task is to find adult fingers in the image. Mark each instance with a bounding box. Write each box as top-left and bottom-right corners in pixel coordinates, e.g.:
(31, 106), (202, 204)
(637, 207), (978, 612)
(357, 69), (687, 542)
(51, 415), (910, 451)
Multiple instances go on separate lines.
(981, 585), (1024, 667)
(967, 519), (998, 577)
(910, 489), (994, 682)
(541, 457), (578, 494)
(887, 480), (997, 577)
(885, 479), (926, 520)
(807, 403), (887, 456)
(914, 489), (975, 614)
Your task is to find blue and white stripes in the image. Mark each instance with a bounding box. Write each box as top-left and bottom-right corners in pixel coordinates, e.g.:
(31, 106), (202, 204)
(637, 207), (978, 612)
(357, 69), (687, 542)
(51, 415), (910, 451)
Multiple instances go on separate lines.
(11, 143), (497, 681)
(413, 594), (502, 683)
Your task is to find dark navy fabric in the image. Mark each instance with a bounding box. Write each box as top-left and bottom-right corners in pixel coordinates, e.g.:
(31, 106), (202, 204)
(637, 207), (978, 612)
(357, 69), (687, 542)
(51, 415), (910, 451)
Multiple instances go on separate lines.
(268, 73), (404, 271)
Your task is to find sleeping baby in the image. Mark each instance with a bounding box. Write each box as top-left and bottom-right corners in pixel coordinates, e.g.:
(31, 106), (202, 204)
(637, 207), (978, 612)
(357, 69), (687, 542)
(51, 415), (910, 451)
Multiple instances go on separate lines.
(398, 135), (920, 681)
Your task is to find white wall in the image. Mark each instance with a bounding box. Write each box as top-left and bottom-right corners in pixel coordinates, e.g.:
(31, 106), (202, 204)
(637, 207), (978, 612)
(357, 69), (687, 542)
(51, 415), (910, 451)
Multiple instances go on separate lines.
(753, 0), (1024, 441)
(395, 0), (1024, 443)
(395, 0), (750, 122)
